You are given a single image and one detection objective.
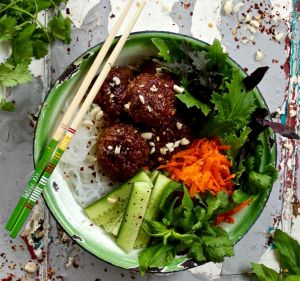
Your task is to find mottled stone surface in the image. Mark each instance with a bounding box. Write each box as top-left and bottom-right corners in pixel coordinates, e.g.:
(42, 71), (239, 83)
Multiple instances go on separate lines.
(0, 0), (298, 280)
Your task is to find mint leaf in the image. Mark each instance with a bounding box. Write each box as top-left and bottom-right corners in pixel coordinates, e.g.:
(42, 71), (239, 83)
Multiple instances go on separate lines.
(273, 230), (300, 276)
(142, 220), (171, 238)
(138, 243), (175, 275)
(48, 12), (71, 44)
(0, 15), (16, 42)
(0, 63), (33, 87)
(252, 263), (282, 281)
(248, 171), (273, 193)
(176, 92), (211, 116)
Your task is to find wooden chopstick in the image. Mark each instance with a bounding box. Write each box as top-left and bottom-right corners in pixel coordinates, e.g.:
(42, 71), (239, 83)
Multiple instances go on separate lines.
(7, 0), (145, 237)
(5, 0), (134, 233)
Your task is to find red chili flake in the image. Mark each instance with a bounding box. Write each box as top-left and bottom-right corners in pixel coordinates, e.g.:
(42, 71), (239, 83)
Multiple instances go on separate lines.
(80, 167), (84, 172)
(66, 8), (70, 14)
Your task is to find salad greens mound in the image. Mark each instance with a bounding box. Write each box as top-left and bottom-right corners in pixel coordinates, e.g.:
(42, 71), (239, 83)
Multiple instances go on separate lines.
(85, 37), (299, 274)
(136, 38), (280, 274)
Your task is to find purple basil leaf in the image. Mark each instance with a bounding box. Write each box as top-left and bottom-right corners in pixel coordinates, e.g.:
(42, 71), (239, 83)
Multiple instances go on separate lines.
(243, 66), (269, 91)
(251, 108), (299, 139)
(263, 120), (300, 140)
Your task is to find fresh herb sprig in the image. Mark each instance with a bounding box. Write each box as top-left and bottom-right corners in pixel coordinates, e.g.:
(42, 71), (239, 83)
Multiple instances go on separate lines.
(152, 38), (231, 116)
(138, 182), (234, 274)
(252, 229), (300, 281)
(0, 0), (71, 112)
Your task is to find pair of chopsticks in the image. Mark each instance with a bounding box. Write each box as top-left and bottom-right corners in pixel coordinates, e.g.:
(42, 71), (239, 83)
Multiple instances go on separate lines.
(5, 0), (146, 238)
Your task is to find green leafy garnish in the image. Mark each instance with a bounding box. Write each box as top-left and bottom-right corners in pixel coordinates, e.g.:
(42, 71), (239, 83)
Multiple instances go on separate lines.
(138, 184), (234, 274)
(152, 38), (231, 116)
(0, 63), (33, 87)
(252, 263), (282, 281)
(273, 230), (300, 276)
(252, 230), (300, 281)
(0, 0), (71, 111)
(176, 91), (211, 116)
(210, 70), (256, 130)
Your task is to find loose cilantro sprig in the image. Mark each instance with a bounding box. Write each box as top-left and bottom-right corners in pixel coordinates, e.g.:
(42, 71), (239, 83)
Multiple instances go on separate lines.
(252, 230), (300, 281)
(138, 182), (234, 275)
(0, 0), (71, 112)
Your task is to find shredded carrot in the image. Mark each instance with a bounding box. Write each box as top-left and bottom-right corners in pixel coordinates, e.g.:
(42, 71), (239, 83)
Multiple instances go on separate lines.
(158, 138), (235, 197)
(214, 198), (253, 225)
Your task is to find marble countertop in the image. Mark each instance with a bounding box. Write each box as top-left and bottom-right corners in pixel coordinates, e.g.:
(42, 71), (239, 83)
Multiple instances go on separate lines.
(0, 0), (299, 280)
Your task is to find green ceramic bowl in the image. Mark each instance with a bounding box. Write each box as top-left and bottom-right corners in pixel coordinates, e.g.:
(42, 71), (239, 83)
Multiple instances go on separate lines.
(34, 31), (276, 273)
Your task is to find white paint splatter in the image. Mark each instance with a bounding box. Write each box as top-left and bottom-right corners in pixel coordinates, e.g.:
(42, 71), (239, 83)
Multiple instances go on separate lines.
(259, 247), (280, 272)
(191, 0), (222, 44)
(29, 59), (45, 78)
(189, 262), (223, 279)
(291, 216), (300, 242)
(0, 42), (11, 64)
(62, 0), (102, 28)
(108, 0), (179, 34)
(270, 0), (292, 20)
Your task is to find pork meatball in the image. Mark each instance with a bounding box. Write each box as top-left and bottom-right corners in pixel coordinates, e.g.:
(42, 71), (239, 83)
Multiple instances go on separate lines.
(96, 67), (133, 118)
(97, 123), (149, 181)
(140, 119), (195, 167)
(125, 73), (176, 127)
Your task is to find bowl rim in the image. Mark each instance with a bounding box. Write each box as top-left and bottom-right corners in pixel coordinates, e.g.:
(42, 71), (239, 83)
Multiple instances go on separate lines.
(33, 30), (277, 273)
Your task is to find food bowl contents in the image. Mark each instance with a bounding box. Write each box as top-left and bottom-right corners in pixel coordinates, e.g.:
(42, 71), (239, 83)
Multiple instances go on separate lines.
(60, 37), (281, 274)
(97, 123), (149, 181)
(125, 73), (176, 127)
(96, 66), (134, 118)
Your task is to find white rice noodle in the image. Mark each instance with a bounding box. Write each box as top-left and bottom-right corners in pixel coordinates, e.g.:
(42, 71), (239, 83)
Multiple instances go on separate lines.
(59, 104), (114, 207)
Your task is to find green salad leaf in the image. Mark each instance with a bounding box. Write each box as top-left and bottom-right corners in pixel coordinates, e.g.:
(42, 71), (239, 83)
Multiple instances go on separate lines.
(251, 230), (300, 281)
(138, 183), (234, 274)
(151, 37), (230, 116)
(252, 263), (282, 281)
(273, 230), (300, 276)
(176, 91), (211, 116)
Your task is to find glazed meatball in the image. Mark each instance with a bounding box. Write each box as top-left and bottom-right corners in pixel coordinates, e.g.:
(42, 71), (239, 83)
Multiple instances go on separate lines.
(97, 123), (149, 182)
(96, 67), (133, 118)
(140, 119), (195, 167)
(125, 73), (177, 127)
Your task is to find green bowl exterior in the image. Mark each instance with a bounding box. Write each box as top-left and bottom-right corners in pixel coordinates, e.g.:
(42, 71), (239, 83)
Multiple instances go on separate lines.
(34, 31), (276, 272)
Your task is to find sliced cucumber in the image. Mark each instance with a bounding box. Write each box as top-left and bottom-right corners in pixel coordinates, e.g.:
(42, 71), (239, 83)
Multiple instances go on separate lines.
(150, 170), (160, 184)
(134, 173), (172, 248)
(116, 181), (152, 253)
(84, 171), (151, 235)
